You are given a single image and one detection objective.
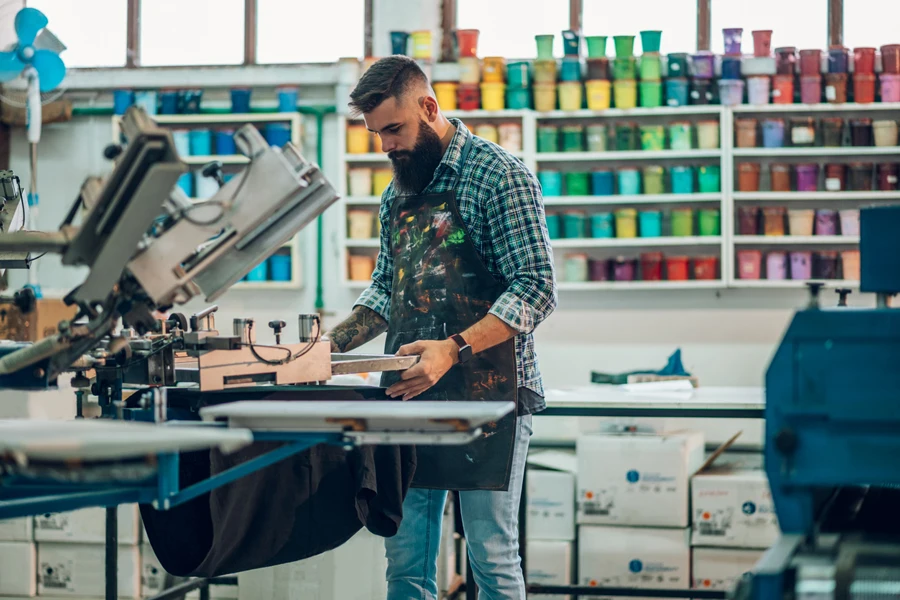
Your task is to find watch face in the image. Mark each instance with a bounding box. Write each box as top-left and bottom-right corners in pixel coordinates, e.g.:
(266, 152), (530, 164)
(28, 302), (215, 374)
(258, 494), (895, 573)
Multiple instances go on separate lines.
(460, 346), (473, 362)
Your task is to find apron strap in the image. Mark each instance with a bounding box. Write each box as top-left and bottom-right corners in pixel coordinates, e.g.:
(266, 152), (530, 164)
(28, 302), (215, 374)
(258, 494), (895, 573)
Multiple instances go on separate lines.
(452, 131), (474, 188)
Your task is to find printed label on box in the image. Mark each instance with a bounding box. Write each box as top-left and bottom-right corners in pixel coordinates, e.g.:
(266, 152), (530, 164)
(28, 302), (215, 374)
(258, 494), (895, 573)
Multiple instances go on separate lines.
(143, 563), (164, 593)
(40, 559), (74, 592)
(36, 514), (68, 533)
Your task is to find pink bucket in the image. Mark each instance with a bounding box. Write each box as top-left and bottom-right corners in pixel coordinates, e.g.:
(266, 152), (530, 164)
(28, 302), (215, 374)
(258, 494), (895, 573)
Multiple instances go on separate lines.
(881, 74), (900, 103)
(800, 75), (821, 104)
(747, 76), (771, 105)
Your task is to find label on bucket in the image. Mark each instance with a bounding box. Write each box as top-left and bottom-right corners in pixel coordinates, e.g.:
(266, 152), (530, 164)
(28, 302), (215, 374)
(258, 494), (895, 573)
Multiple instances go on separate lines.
(772, 89), (782, 98)
(890, 176), (898, 184)
(792, 128), (814, 145)
(825, 177), (841, 191)
(826, 85), (837, 101)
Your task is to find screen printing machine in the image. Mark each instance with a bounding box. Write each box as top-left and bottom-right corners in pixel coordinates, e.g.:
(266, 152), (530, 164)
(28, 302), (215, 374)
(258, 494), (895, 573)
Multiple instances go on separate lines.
(0, 106), (513, 598)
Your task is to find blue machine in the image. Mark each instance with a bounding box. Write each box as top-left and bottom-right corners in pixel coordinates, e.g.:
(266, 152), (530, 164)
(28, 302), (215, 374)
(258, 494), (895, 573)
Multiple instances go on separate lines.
(737, 205), (900, 599)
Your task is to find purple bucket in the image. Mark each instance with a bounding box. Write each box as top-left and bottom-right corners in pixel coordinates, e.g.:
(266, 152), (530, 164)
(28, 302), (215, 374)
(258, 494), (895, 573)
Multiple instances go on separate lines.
(766, 251), (788, 280)
(692, 52), (716, 78)
(724, 28), (744, 55)
(719, 79), (745, 106)
(613, 258), (636, 281)
(796, 164), (819, 192)
(589, 259), (609, 281)
(790, 251), (813, 280)
(815, 209), (838, 235)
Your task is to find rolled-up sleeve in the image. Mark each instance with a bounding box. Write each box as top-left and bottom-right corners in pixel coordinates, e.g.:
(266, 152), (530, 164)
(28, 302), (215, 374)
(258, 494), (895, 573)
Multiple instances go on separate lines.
(486, 166), (558, 334)
(353, 188), (394, 322)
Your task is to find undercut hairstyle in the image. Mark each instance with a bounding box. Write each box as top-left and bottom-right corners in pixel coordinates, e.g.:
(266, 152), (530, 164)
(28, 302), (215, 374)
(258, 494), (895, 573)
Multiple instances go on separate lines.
(348, 55), (429, 116)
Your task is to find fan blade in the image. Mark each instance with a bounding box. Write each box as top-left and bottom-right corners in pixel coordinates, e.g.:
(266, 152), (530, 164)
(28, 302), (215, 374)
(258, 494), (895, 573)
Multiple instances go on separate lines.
(34, 30), (67, 55)
(14, 8), (48, 47)
(0, 50), (25, 82)
(31, 50), (65, 91)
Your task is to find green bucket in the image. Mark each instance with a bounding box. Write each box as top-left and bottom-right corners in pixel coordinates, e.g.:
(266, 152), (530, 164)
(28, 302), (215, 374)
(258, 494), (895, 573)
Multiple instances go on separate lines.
(561, 125), (585, 152)
(698, 209), (721, 236)
(614, 35), (635, 57)
(668, 121), (693, 150)
(612, 57), (637, 80)
(640, 125), (666, 151)
(586, 36), (608, 58)
(507, 61), (531, 88)
(639, 55), (662, 81)
(671, 208), (694, 236)
(642, 166), (665, 194)
(565, 172), (591, 196)
(640, 80), (663, 108)
(640, 30), (662, 53)
(535, 35), (555, 59)
(614, 123), (639, 151)
(537, 125), (559, 153)
(698, 165), (722, 193)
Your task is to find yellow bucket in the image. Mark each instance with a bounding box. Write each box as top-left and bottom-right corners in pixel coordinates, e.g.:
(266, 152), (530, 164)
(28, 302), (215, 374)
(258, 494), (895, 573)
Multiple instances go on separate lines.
(615, 208), (638, 238)
(346, 124), (370, 154)
(558, 82), (583, 111)
(372, 169), (393, 196)
(371, 132), (383, 153)
(475, 124), (499, 144)
(458, 57), (481, 84)
(480, 82), (506, 111)
(533, 83), (557, 112)
(613, 79), (638, 110)
(482, 57), (506, 83)
(585, 79), (612, 110)
(411, 30), (433, 59)
(533, 59), (558, 84)
(348, 254), (375, 281)
(433, 82), (459, 110)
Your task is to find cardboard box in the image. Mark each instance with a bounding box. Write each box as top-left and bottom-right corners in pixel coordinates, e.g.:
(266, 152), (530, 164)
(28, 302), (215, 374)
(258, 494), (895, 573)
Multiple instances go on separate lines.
(578, 525), (691, 590)
(0, 299), (77, 342)
(0, 517), (33, 542)
(692, 547), (763, 590)
(35, 505), (140, 545)
(143, 546), (237, 599)
(526, 540), (572, 600)
(691, 467), (778, 548)
(0, 542), (37, 596)
(527, 450), (577, 541)
(37, 543), (140, 598)
(576, 431), (705, 527)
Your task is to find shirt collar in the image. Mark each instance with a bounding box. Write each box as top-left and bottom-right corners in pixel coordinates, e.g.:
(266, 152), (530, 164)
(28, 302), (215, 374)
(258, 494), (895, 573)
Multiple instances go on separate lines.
(438, 118), (470, 175)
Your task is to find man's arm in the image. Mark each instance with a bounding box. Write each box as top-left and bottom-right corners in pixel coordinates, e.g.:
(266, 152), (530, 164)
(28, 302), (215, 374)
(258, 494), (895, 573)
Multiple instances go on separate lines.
(327, 305), (388, 353)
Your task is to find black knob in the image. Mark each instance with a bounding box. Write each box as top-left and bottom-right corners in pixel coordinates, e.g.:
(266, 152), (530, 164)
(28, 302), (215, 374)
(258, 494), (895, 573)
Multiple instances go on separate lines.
(269, 319), (286, 344)
(202, 161), (226, 188)
(104, 144), (124, 160)
(836, 288), (852, 307)
(774, 428), (798, 456)
(13, 287), (35, 314)
(167, 312), (188, 331)
(806, 281), (825, 309)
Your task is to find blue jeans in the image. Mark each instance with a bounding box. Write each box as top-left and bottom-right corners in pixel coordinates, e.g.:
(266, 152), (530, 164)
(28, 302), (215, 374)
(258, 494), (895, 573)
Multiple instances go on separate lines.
(385, 414), (533, 600)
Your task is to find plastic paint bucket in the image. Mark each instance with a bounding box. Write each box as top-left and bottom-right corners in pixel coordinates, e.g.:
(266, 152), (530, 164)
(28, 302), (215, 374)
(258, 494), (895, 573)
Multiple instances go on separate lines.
(640, 252), (664, 280)
(457, 84), (481, 110)
(752, 30), (773, 57)
(639, 211), (663, 237)
(229, 88), (251, 113)
(585, 80), (612, 110)
(614, 80), (638, 109)
(545, 213), (561, 238)
(591, 212), (614, 237)
(738, 207), (760, 235)
(348, 255), (375, 281)
(824, 163), (847, 192)
(788, 209), (815, 236)
(346, 125), (371, 154)
(537, 125), (559, 152)
(533, 83), (557, 112)
(762, 118), (785, 148)
(640, 31), (662, 53)
(562, 30), (580, 56)
(668, 53), (690, 77)
(800, 75), (822, 104)
(456, 29), (479, 58)
(747, 76), (771, 105)
(558, 82), (583, 111)
(535, 35), (555, 60)
(667, 121), (692, 150)
(721, 57), (742, 80)
(586, 58), (610, 80)
(215, 130), (236, 155)
(770, 163), (791, 192)
(877, 163), (900, 191)
(790, 252), (813, 280)
(614, 35), (635, 57)
(795, 164), (819, 192)
(612, 57), (637, 80)
(880, 74), (900, 103)
(480, 82), (506, 110)
(698, 165), (721, 193)
(614, 123), (639, 150)
(590, 258), (610, 281)
(841, 250), (860, 280)
(538, 171), (563, 196)
(775, 47), (797, 75)
(693, 256), (719, 280)
(639, 54), (662, 80)
(347, 209), (375, 239)
(592, 170), (615, 196)
(561, 125), (584, 152)
(614, 208), (638, 238)
(738, 163), (761, 192)
(825, 73), (848, 103)
(735, 118), (758, 148)
(772, 75), (794, 104)
(178, 89), (202, 114)
(390, 31), (410, 55)
(849, 163), (874, 191)
(642, 166), (665, 195)
(766, 252), (787, 280)
(613, 257), (636, 281)
(617, 169), (641, 196)
(176, 172), (194, 197)
(671, 208), (694, 236)
(854, 73), (876, 104)
(850, 118), (873, 147)
(276, 86), (298, 112)
(458, 57), (481, 84)
(666, 256), (690, 281)
(698, 209), (720, 236)
(268, 255), (292, 282)
(723, 28), (743, 55)
(188, 129), (212, 155)
(533, 59), (558, 84)
(246, 262), (269, 282)
(586, 125), (608, 152)
(506, 87), (531, 110)
(839, 209), (860, 236)
(482, 57), (506, 83)
(690, 79), (715, 105)
(507, 61), (531, 88)
(737, 250), (762, 279)
(498, 123), (523, 151)
(873, 120), (898, 147)
(558, 59), (580, 84)
(134, 90), (157, 115)
(434, 82), (459, 110)
(719, 80), (745, 106)
(821, 118), (843, 147)
(171, 130), (190, 157)
(347, 168), (373, 197)
(640, 125), (665, 151)
(828, 47), (849, 74)
(639, 81), (663, 108)
(671, 166), (695, 195)
(586, 36), (608, 58)
(372, 169), (393, 195)
(475, 124), (499, 144)
(882, 45), (900, 74)
(692, 52), (715, 78)
(665, 78), (689, 107)
(853, 47), (876, 74)
(815, 209), (839, 236)
(265, 123), (291, 148)
(791, 117), (817, 146)
(763, 207), (786, 236)
(410, 30), (433, 59)
(696, 120), (719, 149)
(563, 211), (587, 237)
(113, 89), (134, 115)
(799, 49), (822, 76)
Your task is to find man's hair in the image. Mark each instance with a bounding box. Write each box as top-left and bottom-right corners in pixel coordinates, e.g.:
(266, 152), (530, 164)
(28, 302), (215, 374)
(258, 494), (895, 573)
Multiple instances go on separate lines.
(348, 55), (429, 116)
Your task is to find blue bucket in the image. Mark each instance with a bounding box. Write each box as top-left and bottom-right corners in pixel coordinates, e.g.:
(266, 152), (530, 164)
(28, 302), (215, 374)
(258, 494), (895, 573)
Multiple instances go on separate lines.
(721, 56), (742, 80)
(113, 89), (134, 115)
(671, 166), (695, 194)
(591, 212), (614, 238)
(545, 213), (561, 239)
(538, 171), (563, 196)
(172, 130), (191, 156)
(390, 31), (410, 55)
(591, 170), (615, 196)
(665, 78), (690, 107)
(762, 119), (785, 148)
(268, 254), (292, 281)
(134, 90), (157, 115)
(215, 130), (236, 155)
(176, 173), (194, 197)
(245, 262), (268, 282)
(231, 88), (252, 113)
(559, 57), (582, 82)
(265, 123), (292, 147)
(277, 87), (299, 112)
(506, 88), (531, 109)
(639, 210), (663, 237)
(159, 91), (178, 115)
(189, 129), (213, 156)
(617, 169), (641, 195)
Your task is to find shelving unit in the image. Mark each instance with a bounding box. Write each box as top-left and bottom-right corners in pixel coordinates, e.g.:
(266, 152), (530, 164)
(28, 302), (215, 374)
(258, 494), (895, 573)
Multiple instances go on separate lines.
(112, 112), (304, 290)
(733, 235), (859, 245)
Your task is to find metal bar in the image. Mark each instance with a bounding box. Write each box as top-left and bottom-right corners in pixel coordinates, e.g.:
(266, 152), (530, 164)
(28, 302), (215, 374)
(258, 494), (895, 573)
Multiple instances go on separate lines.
(165, 440), (322, 507)
(106, 506), (117, 600)
(828, 0), (843, 48)
(569, 0), (582, 34)
(697, 0), (711, 51)
(200, 584), (211, 600)
(363, 0), (374, 57)
(0, 487), (149, 519)
(519, 466), (527, 585)
(126, 0), (140, 67)
(540, 406), (764, 419)
(528, 585), (726, 598)
(466, 560), (476, 600)
(145, 578), (210, 600)
(440, 0), (457, 62)
(155, 452), (180, 510)
(244, 0), (257, 65)
(209, 577), (238, 586)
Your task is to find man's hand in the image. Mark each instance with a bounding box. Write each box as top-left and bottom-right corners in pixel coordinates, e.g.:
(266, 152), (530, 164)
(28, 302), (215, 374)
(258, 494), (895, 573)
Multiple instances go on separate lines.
(386, 339), (459, 401)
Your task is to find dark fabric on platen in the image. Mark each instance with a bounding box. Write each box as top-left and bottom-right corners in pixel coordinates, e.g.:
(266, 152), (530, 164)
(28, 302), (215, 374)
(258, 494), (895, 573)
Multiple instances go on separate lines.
(140, 442), (416, 577)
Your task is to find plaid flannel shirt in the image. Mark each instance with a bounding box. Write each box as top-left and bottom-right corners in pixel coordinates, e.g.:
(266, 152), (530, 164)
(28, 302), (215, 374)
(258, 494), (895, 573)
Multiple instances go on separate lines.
(354, 119), (558, 398)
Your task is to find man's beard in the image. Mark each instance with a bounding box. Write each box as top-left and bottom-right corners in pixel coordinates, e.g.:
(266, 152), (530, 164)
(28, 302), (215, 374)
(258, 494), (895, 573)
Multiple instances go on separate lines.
(388, 120), (445, 195)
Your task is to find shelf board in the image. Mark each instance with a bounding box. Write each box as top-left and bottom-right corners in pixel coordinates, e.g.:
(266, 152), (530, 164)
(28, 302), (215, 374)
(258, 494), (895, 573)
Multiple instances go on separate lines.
(537, 149), (720, 162)
(534, 107), (724, 118)
(119, 113), (299, 124)
(732, 191), (900, 201)
(444, 109), (531, 119)
(344, 196), (382, 205)
(345, 239), (380, 248)
(732, 102), (900, 113)
(183, 154), (249, 165)
(232, 281), (301, 290)
(733, 146), (900, 157)
(733, 235), (859, 245)
(728, 279), (859, 289)
(552, 236), (721, 248)
(544, 193), (720, 206)
(344, 153), (389, 163)
(558, 280), (724, 291)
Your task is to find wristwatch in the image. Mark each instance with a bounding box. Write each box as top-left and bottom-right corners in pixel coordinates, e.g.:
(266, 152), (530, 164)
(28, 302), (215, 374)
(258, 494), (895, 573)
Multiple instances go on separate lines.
(450, 334), (473, 364)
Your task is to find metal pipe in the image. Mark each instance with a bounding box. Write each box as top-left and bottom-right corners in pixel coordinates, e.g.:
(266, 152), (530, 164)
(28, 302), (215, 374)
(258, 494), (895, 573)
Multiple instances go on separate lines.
(105, 506), (118, 600)
(697, 0), (711, 51)
(0, 230), (71, 253)
(144, 578), (211, 600)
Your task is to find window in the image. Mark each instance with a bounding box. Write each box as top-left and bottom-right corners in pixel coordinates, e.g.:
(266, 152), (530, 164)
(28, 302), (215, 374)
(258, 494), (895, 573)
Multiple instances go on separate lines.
(257, 0), (364, 63)
(583, 0), (696, 54)
(141, 0), (244, 67)
(710, 0), (826, 54)
(26, 0), (127, 67)
(844, 1), (900, 50)
(457, 0), (569, 59)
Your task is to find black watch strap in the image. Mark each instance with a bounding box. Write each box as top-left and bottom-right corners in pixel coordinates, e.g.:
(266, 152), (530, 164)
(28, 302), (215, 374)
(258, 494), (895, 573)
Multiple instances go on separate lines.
(450, 334), (474, 364)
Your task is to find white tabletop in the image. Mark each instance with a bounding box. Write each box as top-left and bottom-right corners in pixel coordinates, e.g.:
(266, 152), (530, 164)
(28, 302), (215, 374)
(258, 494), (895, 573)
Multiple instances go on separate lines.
(544, 385), (765, 411)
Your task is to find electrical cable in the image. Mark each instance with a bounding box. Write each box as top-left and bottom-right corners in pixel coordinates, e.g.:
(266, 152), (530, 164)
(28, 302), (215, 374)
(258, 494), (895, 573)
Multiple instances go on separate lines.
(25, 251), (46, 266)
(244, 316), (322, 366)
(177, 160), (254, 227)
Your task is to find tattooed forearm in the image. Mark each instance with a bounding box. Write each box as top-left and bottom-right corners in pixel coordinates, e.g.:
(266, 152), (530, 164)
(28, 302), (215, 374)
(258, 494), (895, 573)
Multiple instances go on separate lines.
(327, 306), (388, 353)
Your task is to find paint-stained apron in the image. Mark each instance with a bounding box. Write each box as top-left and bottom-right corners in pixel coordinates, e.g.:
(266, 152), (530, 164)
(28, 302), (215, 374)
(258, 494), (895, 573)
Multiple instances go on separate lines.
(380, 133), (518, 491)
